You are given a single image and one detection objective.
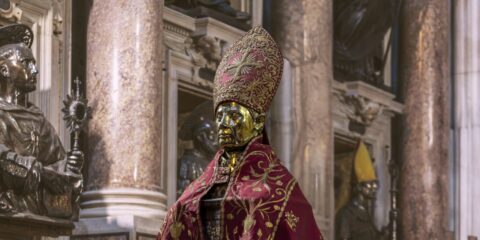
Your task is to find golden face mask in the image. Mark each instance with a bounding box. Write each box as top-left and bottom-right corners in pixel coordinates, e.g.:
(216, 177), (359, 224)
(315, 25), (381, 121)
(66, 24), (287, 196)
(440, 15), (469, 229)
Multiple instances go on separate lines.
(215, 102), (264, 149)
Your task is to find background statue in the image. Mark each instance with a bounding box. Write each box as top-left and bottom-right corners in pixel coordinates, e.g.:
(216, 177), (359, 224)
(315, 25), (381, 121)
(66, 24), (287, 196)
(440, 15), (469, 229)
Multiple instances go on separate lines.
(177, 101), (218, 196)
(0, 24), (83, 219)
(334, 0), (393, 85)
(335, 141), (388, 240)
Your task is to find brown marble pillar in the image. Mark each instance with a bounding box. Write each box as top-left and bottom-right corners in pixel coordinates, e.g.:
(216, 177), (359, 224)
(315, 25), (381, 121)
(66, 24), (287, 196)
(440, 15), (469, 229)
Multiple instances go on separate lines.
(399, 0), (450, 238)
(81, 0), (166, 220)
(271, 1), (334, 239)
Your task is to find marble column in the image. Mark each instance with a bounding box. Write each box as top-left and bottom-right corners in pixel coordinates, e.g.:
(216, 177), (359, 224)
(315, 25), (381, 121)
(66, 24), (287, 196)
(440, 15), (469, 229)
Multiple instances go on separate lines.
(398, 0), (450, 239)
(74, 0), (165, 238)
(270, 61), (294, 170)
(271, 1), (334, 239)
(455, 0), (480, 238)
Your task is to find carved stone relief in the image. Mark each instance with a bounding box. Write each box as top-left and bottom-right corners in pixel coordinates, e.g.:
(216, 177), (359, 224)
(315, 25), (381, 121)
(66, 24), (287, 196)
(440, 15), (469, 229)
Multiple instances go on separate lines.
(334, 90), (384, 130)
(185, 34), (225, 84)
(185, 35), (222, 71)
(0, 0), (22, 22)
(52, 0), (64, 35)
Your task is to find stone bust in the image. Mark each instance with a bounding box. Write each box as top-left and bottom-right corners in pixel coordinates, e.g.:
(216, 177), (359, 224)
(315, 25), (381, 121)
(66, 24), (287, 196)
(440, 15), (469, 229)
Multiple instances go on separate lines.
(177, 101), (218, 196)
(0, 24), (83, 219)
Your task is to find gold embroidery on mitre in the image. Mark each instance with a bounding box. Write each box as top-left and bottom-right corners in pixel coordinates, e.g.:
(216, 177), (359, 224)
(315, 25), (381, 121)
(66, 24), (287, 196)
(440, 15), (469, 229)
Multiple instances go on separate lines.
(285, 211), (299, 232)
(225, 50), (262, 81)
(214, 26), (283, 113)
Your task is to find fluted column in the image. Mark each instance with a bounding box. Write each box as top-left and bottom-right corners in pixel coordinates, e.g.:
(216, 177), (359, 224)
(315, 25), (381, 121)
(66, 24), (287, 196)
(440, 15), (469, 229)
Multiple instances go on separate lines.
(81, 0), (165, 220)
(398, 0), (450, 238)
(455, 0), (480, 238)
(271, 1), (334, 239)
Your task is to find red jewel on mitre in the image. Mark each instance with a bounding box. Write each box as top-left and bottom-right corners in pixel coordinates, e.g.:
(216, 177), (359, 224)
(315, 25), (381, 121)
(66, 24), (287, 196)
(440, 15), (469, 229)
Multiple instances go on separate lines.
(213, 26), (283, 113)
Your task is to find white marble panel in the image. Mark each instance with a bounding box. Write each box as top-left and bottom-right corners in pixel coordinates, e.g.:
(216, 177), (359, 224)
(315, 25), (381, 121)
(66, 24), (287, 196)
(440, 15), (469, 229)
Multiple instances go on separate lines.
(455, 71), (480, 239)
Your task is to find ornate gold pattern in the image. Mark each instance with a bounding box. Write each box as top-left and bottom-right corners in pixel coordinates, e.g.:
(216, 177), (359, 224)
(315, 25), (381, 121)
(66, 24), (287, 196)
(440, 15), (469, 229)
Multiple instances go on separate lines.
(222, 141), (297, 240)
(169, 205), (186, 240)
(269, 179), (297, 240)
(285, 211), (300, 232)
(159, 137), (311, 240)
(213, 26), (283, 113)
(225, 50), (262, 81)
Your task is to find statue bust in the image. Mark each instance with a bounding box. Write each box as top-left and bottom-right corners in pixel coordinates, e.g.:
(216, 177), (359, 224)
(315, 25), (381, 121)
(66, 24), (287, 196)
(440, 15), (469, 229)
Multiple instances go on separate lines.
(177, 101), (218, 196)
(335, 141), (387, 240)
(159, 26), (323, 240)
(0, 24), (83, 219)
(336, 180), (384, 240)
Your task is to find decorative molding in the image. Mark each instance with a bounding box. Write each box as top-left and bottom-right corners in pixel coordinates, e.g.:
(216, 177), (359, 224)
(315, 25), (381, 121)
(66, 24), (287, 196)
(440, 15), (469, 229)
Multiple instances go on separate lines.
(164, 20), (190, 37)
(334, 90), (384, 127)
(52, 0), (63, 35)
(0, 0), (22, 23)
(334, 80), (403, 114)
(79, 188), (167, 220)
(185, 35), (222, 71)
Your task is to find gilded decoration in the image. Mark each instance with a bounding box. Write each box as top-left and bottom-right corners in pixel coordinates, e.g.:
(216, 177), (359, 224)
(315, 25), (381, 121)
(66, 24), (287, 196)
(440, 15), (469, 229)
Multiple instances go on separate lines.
(159, 25), (323, 240)
(213, 26), (283, 113)
(159, 137), (322, 240)
(285, 211), (299, 232)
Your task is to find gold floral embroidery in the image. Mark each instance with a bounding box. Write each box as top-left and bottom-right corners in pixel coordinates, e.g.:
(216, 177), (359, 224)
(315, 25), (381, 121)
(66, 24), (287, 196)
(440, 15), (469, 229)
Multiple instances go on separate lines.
(266, 222), (273, 228)
(285, 211), (299, 232)
(168, 205), (186, 240)
(169, 221), (184, 240)
(214, 26), (283, 113)
(243, 213), (255, 233)
(225, 146), (297, 240)
(225, 50), (262, 81)
(257, 229), (263, 237)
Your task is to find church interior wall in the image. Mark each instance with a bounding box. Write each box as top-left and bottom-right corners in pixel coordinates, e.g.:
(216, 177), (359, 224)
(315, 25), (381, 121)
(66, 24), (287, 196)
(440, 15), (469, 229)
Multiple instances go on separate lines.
(0, 0), (479, 239)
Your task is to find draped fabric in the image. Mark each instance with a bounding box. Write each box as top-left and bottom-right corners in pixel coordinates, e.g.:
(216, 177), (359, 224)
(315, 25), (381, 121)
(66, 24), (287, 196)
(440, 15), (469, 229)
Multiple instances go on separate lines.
(158, 136), (323, 240)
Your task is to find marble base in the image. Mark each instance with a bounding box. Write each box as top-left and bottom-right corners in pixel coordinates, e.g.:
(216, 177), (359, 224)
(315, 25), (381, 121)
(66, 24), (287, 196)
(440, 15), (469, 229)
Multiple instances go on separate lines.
(79, 188), (167, 219)
(0, 213), (73, 239)
(72, 216), (162, 240)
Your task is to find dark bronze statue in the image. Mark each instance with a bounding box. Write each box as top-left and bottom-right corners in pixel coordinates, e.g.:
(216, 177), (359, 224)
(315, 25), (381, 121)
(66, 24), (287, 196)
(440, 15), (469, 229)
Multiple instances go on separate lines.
(336, 181), (389, 240)
(0, 24), (85, 219)
(334, 0), (393, 85)
(335, 141), (388, 240)
(177, 101), (218, 196)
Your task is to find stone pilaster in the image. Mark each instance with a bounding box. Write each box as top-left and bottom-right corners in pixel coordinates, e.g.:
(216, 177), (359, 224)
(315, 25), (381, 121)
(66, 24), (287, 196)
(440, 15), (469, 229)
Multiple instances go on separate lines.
(398, 0), (450, 238)
(74, 0), (165, 238)
(271, 1), (334, 239)
(455, 0), (480, 238)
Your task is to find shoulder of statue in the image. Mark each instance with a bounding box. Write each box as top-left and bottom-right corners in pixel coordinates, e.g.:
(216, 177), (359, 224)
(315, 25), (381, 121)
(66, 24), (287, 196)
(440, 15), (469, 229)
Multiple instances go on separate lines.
(26, 102), (45, 115)
(0, 101), (44, 116)
(244, 137), (276, 156)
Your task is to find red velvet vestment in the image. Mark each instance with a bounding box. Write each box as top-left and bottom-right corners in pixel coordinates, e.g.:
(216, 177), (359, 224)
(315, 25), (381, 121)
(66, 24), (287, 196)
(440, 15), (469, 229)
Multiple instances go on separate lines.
(158, 137), (324, 240)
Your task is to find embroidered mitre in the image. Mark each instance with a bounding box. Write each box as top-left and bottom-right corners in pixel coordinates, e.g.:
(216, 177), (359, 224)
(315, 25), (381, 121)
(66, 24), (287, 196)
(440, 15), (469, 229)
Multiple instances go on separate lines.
(213, 26), (283, 113)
